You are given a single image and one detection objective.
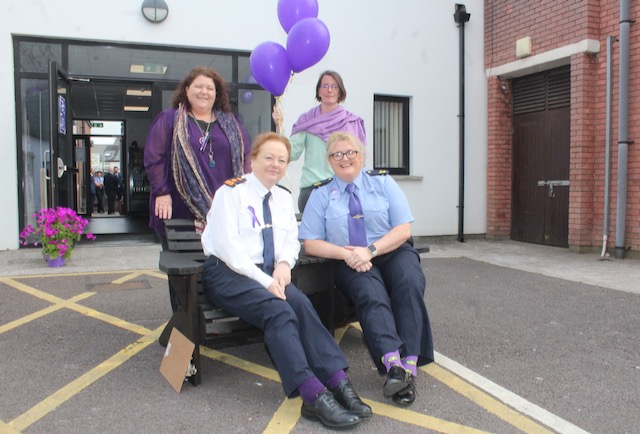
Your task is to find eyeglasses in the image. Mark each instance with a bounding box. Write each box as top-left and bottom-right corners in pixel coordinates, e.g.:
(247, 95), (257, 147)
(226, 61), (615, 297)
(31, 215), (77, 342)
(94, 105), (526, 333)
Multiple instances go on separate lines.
(330, 150), (359, 161)
(321, 84), (338, 90)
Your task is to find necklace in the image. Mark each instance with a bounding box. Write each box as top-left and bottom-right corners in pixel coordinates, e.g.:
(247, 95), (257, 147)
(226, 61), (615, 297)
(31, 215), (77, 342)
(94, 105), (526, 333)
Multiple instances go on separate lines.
(192, 112), (217, 168)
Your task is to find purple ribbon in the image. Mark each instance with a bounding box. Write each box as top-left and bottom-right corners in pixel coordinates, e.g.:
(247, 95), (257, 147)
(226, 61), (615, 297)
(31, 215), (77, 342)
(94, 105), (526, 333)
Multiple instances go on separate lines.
(248, 206), (261, 228)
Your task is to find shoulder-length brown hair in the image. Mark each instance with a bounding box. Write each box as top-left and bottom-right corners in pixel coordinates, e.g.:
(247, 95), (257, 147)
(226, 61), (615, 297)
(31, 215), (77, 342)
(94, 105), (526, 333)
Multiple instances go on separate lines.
(170, 66), (232, 112)
(315, 70), (347, 103)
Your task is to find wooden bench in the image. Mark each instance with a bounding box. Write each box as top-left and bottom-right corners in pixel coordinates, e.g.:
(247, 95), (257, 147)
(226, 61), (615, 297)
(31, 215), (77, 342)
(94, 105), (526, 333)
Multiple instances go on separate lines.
(157, 219), (429, 386)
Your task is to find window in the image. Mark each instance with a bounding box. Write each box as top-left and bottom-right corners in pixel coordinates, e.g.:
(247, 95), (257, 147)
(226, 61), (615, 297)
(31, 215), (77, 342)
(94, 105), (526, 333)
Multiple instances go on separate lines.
(373, 95), (409, 175)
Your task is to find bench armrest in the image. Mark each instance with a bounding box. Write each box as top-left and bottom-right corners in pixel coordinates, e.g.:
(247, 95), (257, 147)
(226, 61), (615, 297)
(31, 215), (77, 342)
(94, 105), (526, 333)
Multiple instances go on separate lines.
(159, 251), (205, 275)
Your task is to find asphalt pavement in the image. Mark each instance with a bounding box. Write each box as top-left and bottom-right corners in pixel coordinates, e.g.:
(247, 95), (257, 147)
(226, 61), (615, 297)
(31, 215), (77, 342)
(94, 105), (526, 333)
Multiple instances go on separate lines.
(1, 238), (638, 433)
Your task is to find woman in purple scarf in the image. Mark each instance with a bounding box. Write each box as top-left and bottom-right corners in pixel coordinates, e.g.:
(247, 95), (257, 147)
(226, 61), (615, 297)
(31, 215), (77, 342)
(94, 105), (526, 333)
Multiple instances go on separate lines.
(272, 71), (366, 213)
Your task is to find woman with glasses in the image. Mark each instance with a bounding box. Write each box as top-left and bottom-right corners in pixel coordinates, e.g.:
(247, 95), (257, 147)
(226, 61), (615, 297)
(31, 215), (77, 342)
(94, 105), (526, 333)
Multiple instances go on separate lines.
(299, 131), (434, 407)
(201, 132), (369, 429)
(272, 70), (366, 213)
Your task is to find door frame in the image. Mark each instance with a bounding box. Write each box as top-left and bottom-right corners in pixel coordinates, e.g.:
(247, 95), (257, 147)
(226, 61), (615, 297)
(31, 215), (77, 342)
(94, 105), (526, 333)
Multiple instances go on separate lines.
(48, 60), (74, 209)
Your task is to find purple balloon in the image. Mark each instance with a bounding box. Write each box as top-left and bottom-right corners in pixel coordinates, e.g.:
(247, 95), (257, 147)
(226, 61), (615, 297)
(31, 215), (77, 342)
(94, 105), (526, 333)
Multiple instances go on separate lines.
(286, 18), (330, 73)
(250, 42), (292, 96)
(277, 0), (319, 33)
(240, 90), (254, 104)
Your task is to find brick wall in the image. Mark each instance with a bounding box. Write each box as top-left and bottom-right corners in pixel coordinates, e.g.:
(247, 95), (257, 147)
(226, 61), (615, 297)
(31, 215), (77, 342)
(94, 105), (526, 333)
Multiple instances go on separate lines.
(484, 0), (639, 254)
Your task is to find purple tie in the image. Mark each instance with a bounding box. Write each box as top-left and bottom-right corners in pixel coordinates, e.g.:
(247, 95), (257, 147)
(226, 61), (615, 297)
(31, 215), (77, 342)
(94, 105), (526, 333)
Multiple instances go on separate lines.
(346, 183), (367, 246)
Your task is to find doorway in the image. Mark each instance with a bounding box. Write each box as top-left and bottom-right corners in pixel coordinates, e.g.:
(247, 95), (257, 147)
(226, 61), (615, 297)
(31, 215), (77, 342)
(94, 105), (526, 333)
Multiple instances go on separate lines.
(511, 66), (571, 247)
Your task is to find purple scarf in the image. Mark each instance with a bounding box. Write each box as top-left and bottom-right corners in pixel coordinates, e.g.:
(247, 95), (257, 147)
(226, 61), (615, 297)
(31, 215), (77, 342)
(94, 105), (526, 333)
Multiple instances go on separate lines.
(291, 105), (367, 146)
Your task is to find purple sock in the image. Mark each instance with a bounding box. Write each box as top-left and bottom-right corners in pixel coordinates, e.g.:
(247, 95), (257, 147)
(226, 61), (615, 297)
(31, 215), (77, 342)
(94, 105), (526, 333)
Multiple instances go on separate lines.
(326, 369), (348, 389)
(381, 350), (402, 372)
(402, 355), (418, 377)
(298, 377), (326, 403)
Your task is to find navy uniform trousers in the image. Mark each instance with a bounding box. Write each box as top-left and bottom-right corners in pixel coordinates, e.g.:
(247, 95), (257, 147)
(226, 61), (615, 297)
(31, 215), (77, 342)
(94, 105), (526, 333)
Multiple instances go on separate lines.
(333, 241), (434, 372)
(202, 256), (348, 397)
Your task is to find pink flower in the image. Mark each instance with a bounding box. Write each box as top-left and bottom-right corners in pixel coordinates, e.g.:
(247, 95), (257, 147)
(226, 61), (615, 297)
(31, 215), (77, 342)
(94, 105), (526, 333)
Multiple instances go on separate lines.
(19, 206), (94, 259)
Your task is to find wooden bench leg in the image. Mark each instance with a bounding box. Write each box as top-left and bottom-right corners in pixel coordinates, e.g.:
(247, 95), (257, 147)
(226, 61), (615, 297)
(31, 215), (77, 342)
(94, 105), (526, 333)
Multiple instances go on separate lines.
(184, 273), (201, 386)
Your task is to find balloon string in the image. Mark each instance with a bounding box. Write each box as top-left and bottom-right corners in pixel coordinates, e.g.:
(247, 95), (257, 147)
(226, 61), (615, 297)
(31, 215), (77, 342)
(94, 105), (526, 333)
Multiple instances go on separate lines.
(275, 72), (295, 133)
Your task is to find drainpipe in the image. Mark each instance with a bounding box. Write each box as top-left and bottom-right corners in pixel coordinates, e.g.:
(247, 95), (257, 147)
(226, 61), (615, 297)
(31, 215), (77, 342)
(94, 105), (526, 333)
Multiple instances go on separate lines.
(601, 36), (615, 257)
(454, 4), (470, 243)
(615, 0), (632, 259)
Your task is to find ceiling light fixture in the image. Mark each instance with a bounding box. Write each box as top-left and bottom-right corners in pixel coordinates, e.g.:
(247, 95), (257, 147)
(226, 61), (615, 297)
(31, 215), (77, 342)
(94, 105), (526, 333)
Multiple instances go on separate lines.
(126, 89), (152, 97)
(124, 106), (150, 112)
(141, 0), (169, 24)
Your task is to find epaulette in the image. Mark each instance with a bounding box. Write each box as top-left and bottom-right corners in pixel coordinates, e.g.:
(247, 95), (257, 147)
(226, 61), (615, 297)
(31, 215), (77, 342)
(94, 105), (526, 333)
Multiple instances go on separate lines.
(224, 177), (247, 187)
(312, 177), (333, 188)
(276, 184), (291, 194)
(366, 169), (389, 176)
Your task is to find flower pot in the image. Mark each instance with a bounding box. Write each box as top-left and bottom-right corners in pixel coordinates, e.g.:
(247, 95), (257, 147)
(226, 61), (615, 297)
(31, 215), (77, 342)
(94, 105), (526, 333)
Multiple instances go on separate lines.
(46, 255), (65, 268)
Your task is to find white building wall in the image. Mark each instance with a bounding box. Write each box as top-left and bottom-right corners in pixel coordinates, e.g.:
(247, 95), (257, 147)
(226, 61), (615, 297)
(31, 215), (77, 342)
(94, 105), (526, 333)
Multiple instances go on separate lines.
(0, 0), (486, 250)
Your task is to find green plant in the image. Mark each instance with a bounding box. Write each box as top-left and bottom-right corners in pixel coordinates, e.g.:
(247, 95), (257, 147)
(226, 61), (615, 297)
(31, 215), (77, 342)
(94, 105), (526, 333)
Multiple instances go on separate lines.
(19, 207), (95, 259)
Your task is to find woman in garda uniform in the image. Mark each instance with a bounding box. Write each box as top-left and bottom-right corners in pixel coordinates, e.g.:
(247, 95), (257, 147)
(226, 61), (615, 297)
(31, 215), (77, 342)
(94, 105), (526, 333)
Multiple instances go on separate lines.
(200, 132), (370, 430)
(299, 131), (434, 407)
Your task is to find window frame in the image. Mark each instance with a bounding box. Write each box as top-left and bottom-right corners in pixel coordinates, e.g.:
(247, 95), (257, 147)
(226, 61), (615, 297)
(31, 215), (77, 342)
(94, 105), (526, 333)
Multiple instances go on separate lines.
(373, 94), (410, 175)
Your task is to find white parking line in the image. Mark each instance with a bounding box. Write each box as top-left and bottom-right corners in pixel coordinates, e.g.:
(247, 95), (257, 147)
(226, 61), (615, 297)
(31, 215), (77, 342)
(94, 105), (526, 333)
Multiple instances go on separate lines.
(435, 352), (590, 434)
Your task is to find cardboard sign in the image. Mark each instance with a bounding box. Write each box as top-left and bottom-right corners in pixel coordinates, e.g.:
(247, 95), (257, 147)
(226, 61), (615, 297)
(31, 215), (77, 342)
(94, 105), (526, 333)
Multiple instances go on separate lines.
(159, 328), (195, 393)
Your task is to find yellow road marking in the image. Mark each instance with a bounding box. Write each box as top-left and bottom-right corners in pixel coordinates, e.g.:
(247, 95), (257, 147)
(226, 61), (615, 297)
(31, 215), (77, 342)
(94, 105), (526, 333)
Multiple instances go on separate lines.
(0, 292), (94, 335)
(369, 399), (491, 433)
(65, 302), (153, 335)
(263, 397), (301, 434)
(8, 326), (163, 432)
(200, 346), (281, 383)
(423, 363), (554, 434)
(111, 271), (145, 284)
(0, 420), (21, 433)
(4, 269), (159, 280)
(1, 276), (153, 336)
(0, 277), (70, 304)
(142, 270), (168, 280)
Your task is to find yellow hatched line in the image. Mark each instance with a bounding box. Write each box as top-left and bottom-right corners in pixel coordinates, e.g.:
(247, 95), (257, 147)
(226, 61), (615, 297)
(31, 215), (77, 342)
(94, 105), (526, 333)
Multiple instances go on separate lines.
(8, 325), (163, 432)
(111, 271), (146, 284)
(423, 363), (554, 434)
(200, 346), (281, 383)
(369, 399), (491, 434)
(0, 292), (95, 335)
(263, 397), (301, 434)
(0, 277), (69, 304)
(141, 270), (168, 280)
(5, 269), (159, 280)
(0, 420), (22, 433)
(64, 302), (153, 336)
(1, 276), (153, 336)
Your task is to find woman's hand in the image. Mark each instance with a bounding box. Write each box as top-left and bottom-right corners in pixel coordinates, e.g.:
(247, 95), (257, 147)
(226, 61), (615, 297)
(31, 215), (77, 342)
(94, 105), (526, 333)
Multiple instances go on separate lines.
(155, 194), (172, 219)
(344, 246), (373, 272)
(272, 106), (284, 133)
(273, 261), (292, 286)
(267, 279), (287, 300)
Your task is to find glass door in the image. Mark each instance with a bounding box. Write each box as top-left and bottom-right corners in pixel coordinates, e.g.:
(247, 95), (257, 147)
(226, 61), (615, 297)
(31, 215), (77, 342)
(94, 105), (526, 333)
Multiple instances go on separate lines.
(47, 61), (74, 209)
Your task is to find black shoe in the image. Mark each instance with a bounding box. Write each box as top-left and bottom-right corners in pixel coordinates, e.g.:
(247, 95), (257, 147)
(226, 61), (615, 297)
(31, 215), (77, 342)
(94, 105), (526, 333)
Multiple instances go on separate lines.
(330, 379), (372, 418)
(301, 391), (361, 429)
(383, 365), (410, 397)
(392, 379), (416, 406)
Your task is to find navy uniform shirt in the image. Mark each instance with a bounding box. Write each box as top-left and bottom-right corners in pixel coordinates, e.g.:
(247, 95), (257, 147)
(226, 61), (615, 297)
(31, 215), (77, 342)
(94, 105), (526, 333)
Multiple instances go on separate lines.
(299, 170), (414, 246)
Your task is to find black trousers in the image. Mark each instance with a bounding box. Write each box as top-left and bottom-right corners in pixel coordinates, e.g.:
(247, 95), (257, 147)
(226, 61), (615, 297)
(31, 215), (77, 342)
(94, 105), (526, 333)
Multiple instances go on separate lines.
(202, 256), (348, 396)
(333, 241), (434, 372)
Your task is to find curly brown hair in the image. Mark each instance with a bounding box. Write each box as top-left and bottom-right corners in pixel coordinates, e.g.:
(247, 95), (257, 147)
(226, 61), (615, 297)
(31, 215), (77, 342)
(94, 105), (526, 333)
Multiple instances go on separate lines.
(170, 67), (232, 112)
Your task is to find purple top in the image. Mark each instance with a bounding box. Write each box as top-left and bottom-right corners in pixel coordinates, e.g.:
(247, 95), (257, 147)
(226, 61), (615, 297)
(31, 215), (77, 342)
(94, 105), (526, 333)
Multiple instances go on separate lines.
(144, 108), (251, 236)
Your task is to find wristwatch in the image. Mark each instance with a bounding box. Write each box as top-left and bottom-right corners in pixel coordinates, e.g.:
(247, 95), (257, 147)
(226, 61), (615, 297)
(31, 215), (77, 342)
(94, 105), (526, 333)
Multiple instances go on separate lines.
(367, 244), (378, 257)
